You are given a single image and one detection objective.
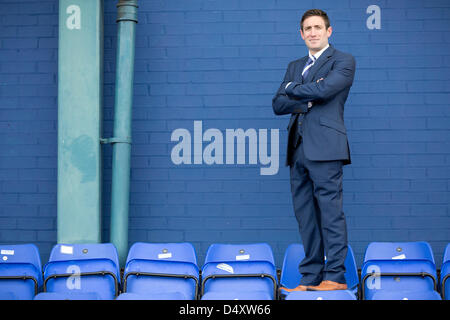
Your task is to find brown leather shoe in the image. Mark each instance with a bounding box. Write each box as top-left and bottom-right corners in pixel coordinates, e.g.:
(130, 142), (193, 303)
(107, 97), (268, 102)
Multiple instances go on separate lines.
(279, 285), (308, 292)
(306, 280), (347, 291)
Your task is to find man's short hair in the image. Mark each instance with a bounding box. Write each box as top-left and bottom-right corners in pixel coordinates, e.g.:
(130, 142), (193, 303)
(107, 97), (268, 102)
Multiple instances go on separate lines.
(301, 9), (331, 31)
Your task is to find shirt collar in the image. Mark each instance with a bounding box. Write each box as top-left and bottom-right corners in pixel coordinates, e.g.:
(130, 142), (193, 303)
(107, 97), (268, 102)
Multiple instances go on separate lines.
(309, 44), (330, 62)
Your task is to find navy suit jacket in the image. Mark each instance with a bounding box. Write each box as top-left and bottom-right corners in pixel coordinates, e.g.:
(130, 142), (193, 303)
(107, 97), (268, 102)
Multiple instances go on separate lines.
(272, 45), (356, 166)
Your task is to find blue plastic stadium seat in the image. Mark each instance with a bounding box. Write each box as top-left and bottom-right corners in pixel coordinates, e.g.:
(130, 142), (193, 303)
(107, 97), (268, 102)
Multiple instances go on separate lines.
(0, 292), (17, 300)
(201, 243), (278, 300)
(43, 243), (120, 300)
(440, 243), (450, 300)
(371, 289), (442, 300)
(123, 242), (199, 300)
(0, 244), (43, 300)
(201, 291), (272, 300)
(34, 292), (101, 300)
(361, 242), (437, 300)
(279, 243), (359, 299)
(286, 290), (357, 300)
(116, 292), (188, 300)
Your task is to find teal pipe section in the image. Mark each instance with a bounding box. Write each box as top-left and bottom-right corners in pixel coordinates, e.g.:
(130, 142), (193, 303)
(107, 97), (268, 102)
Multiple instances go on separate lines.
(110, 0), (138, 266)
(57, 0), (103, 244)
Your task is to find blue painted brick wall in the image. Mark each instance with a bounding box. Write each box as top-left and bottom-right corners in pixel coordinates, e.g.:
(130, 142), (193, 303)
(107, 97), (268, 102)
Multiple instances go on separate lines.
(0, 0), (449, 270)
(0, 0), (59, 263)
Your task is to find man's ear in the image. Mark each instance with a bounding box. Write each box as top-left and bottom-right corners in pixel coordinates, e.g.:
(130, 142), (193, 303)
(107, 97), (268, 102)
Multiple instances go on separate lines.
(327, 26), (333, 38)
(300, 28), (305, 40)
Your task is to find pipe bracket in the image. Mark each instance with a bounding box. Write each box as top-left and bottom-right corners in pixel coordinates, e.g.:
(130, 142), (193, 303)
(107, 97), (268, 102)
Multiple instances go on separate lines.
(116, 0), (138, 23)
(100, 137), (132, 145)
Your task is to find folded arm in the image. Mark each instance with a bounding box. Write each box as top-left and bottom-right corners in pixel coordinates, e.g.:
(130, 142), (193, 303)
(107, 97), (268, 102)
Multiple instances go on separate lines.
(272, 63), (310, 116)
(285, 55), (356, 103)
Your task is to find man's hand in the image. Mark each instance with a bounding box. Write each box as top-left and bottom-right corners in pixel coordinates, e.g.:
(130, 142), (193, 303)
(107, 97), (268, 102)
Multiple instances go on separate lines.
(307, 79), (323, 109)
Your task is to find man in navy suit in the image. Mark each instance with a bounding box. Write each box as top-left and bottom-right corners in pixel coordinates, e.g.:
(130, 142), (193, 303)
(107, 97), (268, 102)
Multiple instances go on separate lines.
(273, 9), (356, 292)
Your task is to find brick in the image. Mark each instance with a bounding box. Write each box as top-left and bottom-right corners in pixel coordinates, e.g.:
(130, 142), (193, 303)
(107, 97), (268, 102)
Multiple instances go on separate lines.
(204, 217), (241, 229)
(17, 217), (54, 230)
(390, 168), (427, 179)
(201, 0), (240, 10)
(185, 11), (223, 23)
(372, 180), (410, 191)
(185, 205), (222, 217)
(370, 155), (408, 167)
(408, 154), (446, 166)
(129, 217), (168, 230)
(0, 230), (36, 242)
(2, 38), (38, 49)
(146, 230), (184, 242)
(147, 12), (185, 24)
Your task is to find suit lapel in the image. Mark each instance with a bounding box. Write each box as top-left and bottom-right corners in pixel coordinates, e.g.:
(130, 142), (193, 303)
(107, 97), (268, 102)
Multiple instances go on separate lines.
(303, 45), (335, 83)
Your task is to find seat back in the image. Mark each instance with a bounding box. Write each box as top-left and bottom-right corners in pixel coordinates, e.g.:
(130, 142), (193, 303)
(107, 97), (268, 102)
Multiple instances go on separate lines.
(0, 244), (42, 300)
(126, 242), (197, 265)
(34, 292), (101, 300)
(443, 244), (450, 264)
(361, 242), (437, 300)
(279, 243), (306, 290)
(116, 292), (188, 300)
(201, 243), (277, 299)
(371, 289), (442, 300)
(440, 243), (450, 300)
(204, 243), (275, 265)
(286, 290), (357, 300)
(123, 242), (199, 300)
(201, 291), (272, 300)
(363, 242), (435, 263)
(343, 245), (359, 293)
(43, 243), (120, 300)
(279, 243), (359, 294)
(0, 292), (17, 300)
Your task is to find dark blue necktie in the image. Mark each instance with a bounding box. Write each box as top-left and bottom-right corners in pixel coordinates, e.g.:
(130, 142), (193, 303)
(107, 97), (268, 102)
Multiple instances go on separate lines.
(295, 56), (315, 141)
(302, 56), (315, 80)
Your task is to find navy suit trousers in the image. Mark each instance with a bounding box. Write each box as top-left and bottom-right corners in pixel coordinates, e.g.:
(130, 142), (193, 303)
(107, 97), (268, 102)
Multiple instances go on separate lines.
(289, 141), (348, 285)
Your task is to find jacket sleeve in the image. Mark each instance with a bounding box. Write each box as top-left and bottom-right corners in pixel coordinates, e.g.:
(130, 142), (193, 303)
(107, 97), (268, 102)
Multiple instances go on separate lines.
(272, 62), (310, 116)
(285, 55), (356, 103)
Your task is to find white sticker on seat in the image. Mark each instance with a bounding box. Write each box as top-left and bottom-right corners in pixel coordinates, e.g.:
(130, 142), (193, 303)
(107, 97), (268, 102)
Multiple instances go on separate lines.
(60, 245), (73, 255)
(158, 252), (172, 259)
(392, 254), (406, 260)
(217, 263), (234, 274)
(1, 250), (14, 255)
(236, 254), (250, 261)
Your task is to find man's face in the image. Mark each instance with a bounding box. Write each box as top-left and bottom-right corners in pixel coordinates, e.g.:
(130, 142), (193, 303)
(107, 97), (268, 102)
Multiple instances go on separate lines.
(300, 16), (332, 54)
